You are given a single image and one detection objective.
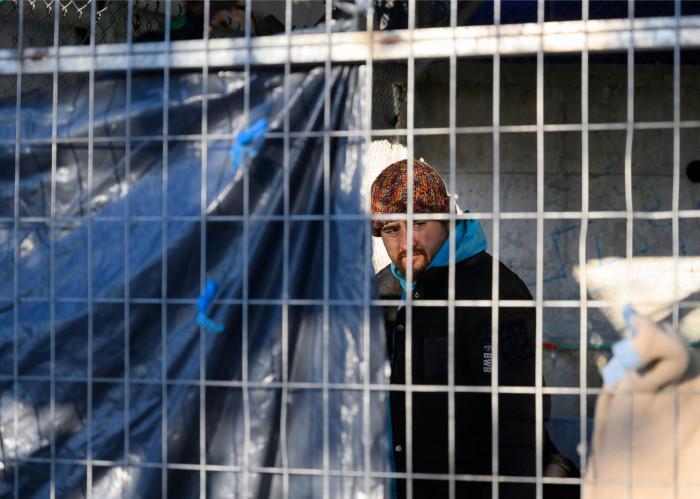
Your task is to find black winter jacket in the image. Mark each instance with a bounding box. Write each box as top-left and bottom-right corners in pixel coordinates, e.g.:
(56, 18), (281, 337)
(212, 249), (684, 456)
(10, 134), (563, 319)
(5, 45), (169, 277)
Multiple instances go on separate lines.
(377, 251), (579, 498)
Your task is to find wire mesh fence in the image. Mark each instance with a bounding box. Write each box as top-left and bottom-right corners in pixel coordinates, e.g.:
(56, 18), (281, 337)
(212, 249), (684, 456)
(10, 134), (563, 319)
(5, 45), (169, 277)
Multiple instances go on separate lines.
(2, 0), (700, 497)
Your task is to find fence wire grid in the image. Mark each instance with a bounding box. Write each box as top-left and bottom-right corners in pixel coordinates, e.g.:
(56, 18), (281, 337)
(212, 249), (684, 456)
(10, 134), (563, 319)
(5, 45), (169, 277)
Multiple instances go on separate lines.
(2, 0), (700, 498)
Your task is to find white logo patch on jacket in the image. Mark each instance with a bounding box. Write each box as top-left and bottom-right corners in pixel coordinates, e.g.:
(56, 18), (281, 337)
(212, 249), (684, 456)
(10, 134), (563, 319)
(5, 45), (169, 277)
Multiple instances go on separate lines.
(483, 344), (492, 373)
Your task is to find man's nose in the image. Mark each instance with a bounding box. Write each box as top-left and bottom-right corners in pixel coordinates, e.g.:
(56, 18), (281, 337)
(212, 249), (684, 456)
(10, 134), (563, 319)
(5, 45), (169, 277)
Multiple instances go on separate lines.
(398, 224), (409, 250)
(412, 230), (420, 248)
(398, 225), (418, 250)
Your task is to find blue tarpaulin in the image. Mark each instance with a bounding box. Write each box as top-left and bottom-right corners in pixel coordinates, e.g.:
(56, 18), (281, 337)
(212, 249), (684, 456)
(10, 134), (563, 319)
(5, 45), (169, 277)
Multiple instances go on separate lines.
(0, 66), (389, 497)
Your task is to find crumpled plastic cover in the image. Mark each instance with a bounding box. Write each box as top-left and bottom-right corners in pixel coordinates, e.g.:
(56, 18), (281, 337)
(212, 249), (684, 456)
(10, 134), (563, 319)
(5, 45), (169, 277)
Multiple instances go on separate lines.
(0, 65), (389, 497)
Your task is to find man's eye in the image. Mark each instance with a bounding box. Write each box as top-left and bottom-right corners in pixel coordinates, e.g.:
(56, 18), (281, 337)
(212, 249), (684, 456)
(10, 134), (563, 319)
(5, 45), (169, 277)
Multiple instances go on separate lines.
(414, 221), (425, 228)
(382, 226), (397, 234)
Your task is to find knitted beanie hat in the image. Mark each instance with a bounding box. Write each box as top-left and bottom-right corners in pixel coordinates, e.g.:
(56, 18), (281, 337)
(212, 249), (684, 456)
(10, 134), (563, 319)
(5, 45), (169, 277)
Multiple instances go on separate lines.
(370, 159), (449, 237)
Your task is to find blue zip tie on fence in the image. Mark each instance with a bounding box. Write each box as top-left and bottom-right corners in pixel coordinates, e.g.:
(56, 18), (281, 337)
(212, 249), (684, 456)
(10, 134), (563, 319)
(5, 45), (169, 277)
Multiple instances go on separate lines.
(231, 118), (268, 175)
(197, 279), (224, 333)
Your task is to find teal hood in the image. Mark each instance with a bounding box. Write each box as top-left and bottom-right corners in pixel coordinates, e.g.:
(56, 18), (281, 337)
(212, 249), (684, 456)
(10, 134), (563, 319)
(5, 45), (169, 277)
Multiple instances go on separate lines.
(391, 217), (488, 302)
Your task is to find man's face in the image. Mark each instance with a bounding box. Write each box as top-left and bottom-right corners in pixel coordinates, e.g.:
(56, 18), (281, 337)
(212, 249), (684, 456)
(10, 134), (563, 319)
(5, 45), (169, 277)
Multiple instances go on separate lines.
(380, 220), (449, 281)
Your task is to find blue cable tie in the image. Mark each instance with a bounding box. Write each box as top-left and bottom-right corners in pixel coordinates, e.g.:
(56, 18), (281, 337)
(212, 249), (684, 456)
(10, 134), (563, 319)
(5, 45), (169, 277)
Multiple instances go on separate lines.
(197, 312), (224, 333)
(231, 118), (268, 175)
(197, 279), (224, 333)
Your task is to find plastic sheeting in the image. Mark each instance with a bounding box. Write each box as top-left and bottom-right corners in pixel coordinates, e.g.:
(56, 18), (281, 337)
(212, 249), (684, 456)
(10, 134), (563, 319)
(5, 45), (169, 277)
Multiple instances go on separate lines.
(0, 66), (389, 497)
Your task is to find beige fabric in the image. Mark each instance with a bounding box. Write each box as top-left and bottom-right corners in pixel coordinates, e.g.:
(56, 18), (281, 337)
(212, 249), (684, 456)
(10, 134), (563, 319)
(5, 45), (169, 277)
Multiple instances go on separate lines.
(586, 311), (700, 499)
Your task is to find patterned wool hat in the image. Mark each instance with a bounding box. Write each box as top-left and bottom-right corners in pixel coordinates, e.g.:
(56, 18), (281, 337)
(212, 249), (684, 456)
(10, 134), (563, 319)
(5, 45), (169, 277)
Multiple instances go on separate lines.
(370, 159), (449, 237)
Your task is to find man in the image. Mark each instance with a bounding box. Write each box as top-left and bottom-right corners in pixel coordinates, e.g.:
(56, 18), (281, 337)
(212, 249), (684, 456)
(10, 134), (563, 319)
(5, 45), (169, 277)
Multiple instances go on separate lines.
(371, 159), (578, 498)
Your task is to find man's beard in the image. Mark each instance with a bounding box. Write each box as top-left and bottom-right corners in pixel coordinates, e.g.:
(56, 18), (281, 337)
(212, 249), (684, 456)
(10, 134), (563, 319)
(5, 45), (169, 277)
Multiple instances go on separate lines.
(396, 249), (428, 279)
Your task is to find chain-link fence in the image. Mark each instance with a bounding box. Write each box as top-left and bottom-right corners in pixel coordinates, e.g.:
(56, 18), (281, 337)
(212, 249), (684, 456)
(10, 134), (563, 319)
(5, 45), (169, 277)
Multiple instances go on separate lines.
(0, 0), (337, 97)
(0, 0), (334, 50)
(3, 1), (697, 50)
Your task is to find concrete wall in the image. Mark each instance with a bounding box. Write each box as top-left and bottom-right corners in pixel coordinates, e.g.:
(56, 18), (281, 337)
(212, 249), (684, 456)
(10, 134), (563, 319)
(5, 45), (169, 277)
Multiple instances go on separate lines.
(397, 58), (700, 418)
